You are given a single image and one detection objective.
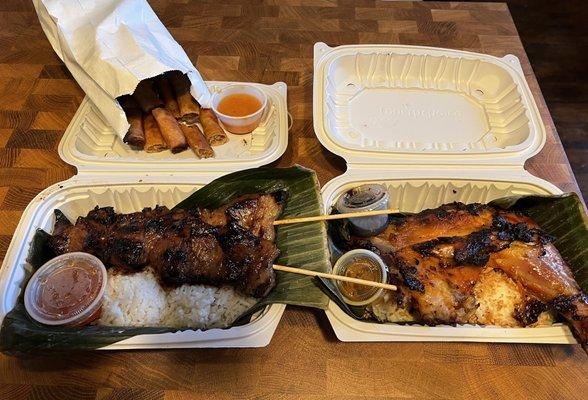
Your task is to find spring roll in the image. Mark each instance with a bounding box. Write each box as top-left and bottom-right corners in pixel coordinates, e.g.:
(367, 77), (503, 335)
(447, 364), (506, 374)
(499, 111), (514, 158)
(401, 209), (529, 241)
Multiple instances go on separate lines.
(199, 109), (228, 146)
(133, 79), (163, 113)
(151, 107), (188, 153)
(179, 123), (214, 159)
(119, 96), (145, 149)
(156, 76), (181, 118)
(143, 114), (167, 153)
(167, 71), (200, 124)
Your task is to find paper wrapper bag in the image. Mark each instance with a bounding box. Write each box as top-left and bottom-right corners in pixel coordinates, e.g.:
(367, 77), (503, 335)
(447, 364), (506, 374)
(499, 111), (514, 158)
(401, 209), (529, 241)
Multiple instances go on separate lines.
(33, 0), (211, 137)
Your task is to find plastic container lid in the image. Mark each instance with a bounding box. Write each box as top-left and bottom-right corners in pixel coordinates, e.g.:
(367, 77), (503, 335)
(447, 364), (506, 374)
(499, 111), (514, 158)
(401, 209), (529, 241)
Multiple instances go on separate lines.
(58, 82), (288, 175)
(313, 42), (547, 167)
(24, 252), (107, 326)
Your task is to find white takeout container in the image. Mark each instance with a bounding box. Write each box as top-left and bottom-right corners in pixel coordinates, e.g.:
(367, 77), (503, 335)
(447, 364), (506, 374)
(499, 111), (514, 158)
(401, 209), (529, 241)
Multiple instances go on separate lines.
(0, 81), (289, 349)
(60, 82), (288, 173)
(314, 42), (576, 344)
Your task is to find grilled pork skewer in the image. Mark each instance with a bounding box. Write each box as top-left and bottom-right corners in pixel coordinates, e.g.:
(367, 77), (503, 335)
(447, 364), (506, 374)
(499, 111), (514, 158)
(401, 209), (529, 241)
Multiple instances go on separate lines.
(48, 193), (286, 298)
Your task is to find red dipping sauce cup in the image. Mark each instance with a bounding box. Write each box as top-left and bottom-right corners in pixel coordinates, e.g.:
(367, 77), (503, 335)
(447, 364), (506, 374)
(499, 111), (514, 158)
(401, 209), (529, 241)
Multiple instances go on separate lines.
(24, 252), (107, 326)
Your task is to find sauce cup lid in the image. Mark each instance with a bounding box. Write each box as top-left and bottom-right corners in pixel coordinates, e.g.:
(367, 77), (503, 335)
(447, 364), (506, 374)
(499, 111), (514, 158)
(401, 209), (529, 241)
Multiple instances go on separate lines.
(24, 252), (107, 326)
(336, 184), (389, 213)
(332, 249), (388, 306)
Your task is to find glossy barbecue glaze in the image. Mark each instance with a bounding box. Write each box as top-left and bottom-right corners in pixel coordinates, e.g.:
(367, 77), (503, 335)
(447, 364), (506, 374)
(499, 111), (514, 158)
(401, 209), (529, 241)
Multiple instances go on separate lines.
(333, 202), (588, 343)
(47, 193), (286, 298)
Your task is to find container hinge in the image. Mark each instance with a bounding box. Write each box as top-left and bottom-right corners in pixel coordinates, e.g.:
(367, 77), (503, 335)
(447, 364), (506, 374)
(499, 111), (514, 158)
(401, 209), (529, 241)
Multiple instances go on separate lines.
(345, 163), (526, 173)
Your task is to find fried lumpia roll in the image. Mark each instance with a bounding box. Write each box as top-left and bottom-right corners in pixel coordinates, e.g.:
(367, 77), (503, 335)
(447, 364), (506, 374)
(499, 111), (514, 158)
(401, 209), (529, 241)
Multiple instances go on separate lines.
(143, 114), (167, 153)
(156, 76), (181, 118)
(167, 71), (200, 124)
(133, 80), (163, 113)
(179, 123), (214, 159)
(151, 107), (188, 153)
(199, 109), (228, 146)
(119, 96), (145, 149)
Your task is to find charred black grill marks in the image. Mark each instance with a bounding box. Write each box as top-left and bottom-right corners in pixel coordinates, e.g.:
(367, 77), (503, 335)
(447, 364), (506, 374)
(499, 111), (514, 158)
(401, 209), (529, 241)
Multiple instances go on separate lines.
(492, 214), (554, 245)
(515, 298), (548, 325)
(380, 252), (425, 293)
(422, 202), (489, 220)
(411, 230), (498, 267)
(412, 237), (453, 257)
(411, 216), (553, 268)
(552, 293), (586, 320)
(397, 259), (425, 293)
(47, 193), (286, 298)
(453, 230), (494, 266)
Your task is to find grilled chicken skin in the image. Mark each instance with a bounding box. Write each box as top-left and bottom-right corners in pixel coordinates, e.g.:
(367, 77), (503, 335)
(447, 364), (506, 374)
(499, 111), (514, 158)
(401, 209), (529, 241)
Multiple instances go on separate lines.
(47, 192), (286, 298)
(335, 202), (588, 343)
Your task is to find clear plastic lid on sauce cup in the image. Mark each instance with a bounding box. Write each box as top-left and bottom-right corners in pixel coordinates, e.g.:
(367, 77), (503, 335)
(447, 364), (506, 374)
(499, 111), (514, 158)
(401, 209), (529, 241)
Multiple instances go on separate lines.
(24, 252), (107, 326)
(336, 184), (390, 237)
(211, 84), (268, 134)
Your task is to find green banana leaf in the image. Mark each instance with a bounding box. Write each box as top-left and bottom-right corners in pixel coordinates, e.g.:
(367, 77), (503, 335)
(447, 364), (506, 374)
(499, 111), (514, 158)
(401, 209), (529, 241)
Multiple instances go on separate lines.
(0, 165), (330, 354)
(490, 193), (588, 293)
(319, 192), (588, 319)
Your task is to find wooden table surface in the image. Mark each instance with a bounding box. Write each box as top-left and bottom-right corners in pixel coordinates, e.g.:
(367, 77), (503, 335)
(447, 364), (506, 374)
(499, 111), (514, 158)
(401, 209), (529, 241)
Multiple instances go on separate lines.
(1, 1), (587, 399)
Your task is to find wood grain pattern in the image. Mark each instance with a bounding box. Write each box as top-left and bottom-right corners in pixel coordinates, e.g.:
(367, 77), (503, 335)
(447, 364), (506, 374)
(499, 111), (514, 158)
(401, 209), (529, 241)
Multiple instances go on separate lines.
(0, 1), (586, 399)
(503, 0), (588, 198)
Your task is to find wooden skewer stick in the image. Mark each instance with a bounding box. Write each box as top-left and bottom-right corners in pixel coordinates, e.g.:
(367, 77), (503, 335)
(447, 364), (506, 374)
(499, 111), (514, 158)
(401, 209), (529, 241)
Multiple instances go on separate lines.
(273, 264), (397, 291)
(273, 208), (400, 226)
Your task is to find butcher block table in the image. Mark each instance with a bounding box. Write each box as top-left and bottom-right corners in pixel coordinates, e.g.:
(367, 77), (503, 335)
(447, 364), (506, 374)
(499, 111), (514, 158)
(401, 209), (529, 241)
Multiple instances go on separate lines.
(1, 1), (587, 399)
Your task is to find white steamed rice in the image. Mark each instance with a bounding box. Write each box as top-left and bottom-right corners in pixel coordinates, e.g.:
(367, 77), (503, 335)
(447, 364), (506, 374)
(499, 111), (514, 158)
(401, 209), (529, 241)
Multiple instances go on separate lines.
(367, 268), (554, 327)
(99, 268), (258, 329)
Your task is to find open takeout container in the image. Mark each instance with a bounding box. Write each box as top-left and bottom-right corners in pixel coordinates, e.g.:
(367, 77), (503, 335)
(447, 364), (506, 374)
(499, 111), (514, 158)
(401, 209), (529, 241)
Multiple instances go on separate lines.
(60, 82), (288, 172)
(313, 42), (576, 343)
(0, 81), (289, 350)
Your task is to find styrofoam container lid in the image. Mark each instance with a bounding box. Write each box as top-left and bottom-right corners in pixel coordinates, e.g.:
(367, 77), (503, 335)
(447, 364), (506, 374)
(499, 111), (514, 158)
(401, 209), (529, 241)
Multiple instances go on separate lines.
(313, 42), (546, 166)
(59, 81), (288, 175)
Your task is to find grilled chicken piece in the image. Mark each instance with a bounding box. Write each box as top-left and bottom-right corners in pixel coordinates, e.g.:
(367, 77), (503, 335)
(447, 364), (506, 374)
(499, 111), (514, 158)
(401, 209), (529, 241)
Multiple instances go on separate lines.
(336, 202), (588, 343)
(370, 203), (496, 253)
(346, 202), (537, 253)
(47, 193), (286, 298)
(489, 241), (588, 342)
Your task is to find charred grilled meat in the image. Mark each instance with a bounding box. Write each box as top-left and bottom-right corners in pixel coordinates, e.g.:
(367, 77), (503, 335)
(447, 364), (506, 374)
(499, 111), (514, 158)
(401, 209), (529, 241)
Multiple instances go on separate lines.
(334, 202), (588, 343)
(47, 192), (286, 298)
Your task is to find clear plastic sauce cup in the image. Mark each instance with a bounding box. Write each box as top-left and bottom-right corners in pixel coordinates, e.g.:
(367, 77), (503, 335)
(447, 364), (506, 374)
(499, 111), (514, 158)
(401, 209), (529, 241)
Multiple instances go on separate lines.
(336, 184), (390, 237)
(24, 252), (107, 326)
(332, 249), (389, 306)
(212, 84), (268, 134)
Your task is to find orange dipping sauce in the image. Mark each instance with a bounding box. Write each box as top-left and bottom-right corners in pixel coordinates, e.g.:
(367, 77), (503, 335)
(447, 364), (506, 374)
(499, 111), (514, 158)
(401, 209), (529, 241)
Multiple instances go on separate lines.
(217, 93), (262, 117)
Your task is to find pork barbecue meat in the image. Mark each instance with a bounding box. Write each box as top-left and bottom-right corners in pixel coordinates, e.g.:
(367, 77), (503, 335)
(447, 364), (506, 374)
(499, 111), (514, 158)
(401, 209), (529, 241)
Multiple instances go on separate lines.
(47, 192), (287, 298)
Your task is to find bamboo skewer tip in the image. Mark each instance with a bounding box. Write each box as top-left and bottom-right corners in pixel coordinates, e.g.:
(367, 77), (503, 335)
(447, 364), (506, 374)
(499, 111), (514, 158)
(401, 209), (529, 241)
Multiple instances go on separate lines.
(272, 264), (397, 291)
